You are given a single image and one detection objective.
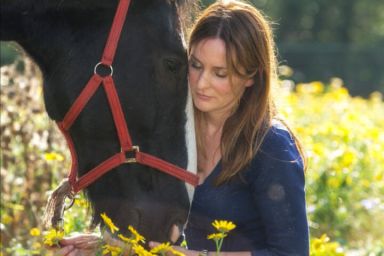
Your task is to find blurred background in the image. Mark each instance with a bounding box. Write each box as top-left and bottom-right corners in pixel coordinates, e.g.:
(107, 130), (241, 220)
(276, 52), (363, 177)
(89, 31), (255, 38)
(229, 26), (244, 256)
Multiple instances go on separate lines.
(1, 0), (383, 255)
(2, 0), (384, 96)
(200, 0), (384, 96)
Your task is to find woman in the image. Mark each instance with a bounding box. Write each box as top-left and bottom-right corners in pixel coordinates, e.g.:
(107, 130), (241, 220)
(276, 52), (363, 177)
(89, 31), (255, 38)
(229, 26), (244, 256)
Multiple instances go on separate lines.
(56, 0), (309, 255)
(150, 0), (309, 255)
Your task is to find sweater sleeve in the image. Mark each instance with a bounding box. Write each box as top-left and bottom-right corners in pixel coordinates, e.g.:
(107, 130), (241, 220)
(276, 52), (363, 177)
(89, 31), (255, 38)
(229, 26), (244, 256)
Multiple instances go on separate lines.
(248, 126), (309, 256)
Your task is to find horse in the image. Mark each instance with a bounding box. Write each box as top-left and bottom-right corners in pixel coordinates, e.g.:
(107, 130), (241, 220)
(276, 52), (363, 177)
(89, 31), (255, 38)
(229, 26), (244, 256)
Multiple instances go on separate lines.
(0, 0), (197, 244)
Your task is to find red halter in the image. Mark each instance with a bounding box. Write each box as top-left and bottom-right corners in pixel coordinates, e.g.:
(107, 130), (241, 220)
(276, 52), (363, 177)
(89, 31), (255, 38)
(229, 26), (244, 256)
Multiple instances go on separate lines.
(57, 0), (199, 193)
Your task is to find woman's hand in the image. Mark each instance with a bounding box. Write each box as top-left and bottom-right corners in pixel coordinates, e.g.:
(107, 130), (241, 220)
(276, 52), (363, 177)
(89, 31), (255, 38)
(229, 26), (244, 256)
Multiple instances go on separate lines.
(49, 233), (101, 256)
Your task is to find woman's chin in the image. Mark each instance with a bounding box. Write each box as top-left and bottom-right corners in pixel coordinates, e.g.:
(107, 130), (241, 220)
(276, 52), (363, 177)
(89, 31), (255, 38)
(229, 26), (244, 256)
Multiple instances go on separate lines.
(194, 102), (213, 113)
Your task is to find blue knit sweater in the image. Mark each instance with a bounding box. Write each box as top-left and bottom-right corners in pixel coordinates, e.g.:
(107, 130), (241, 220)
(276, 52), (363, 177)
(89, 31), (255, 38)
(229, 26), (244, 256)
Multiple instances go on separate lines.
(184, 124), (309, 256)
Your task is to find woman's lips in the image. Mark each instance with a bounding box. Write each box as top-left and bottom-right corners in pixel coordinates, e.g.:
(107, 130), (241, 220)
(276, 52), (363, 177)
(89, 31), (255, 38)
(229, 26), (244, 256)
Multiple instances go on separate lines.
(196, 92), (212, 101)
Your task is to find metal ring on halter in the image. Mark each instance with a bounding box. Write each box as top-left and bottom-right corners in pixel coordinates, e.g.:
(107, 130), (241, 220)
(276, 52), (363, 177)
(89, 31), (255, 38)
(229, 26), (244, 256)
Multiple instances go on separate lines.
(122, 146), (140, 163)
(94, 62), (114, 76)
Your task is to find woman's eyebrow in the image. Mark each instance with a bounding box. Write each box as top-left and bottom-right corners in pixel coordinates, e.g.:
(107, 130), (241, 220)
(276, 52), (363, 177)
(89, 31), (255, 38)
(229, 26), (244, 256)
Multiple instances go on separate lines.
(190, 55), (227, 70)
(189, 55), (200, 63)
(213, 66), (227, 71)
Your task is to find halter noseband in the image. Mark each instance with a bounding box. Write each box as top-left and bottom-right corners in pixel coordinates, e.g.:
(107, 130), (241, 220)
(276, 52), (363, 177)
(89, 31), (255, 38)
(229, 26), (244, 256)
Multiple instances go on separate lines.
(57, 0), (198, 194)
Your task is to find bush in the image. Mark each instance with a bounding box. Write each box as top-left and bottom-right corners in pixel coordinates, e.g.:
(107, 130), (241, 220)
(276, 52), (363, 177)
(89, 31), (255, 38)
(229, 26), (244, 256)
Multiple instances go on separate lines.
(277, 78), (384, 252)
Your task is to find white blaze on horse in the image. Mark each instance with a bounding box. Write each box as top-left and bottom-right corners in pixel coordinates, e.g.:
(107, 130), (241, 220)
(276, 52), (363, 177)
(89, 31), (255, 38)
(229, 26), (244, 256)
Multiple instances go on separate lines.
(0, 0), (197, 244)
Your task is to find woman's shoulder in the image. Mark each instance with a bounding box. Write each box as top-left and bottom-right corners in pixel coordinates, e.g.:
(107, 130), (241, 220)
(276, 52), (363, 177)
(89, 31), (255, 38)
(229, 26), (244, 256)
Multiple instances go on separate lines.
(243, 120), (305, 186)
(258, 120), (301, 161)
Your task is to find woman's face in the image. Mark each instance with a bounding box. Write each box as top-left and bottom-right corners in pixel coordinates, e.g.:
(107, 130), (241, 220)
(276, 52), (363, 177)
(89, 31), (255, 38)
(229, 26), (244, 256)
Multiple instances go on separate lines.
(188, 38), (253, 117)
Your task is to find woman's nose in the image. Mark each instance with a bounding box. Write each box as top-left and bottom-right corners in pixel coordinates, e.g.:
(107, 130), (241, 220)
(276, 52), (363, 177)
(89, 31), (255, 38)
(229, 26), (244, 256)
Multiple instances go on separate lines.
(196, 71), (210, 90)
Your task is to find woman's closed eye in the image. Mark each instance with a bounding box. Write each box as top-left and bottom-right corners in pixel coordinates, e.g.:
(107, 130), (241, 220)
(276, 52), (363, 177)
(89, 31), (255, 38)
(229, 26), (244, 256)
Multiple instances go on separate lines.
(215, 70), (227, 78)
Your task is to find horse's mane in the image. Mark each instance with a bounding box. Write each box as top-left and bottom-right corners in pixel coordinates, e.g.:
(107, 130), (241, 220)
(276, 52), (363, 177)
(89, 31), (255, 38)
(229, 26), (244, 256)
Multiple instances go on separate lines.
(51, 0), (199, 40)
(175, 0), (199, 38)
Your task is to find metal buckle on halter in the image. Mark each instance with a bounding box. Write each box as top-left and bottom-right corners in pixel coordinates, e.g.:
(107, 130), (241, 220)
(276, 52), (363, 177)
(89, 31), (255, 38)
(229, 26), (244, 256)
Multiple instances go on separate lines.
(64, 190), (76, 211)
(122, 146), (140, 163)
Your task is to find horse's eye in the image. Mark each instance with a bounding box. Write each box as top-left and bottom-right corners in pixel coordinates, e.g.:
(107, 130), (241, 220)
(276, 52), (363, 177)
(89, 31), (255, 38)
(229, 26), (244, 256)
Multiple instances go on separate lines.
(164, 58), (181, 74)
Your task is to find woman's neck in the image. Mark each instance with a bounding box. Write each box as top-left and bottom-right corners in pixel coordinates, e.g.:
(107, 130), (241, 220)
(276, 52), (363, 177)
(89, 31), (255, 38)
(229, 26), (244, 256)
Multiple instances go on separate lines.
(201, 110), (230, 134)
(197, 113), (228, 178)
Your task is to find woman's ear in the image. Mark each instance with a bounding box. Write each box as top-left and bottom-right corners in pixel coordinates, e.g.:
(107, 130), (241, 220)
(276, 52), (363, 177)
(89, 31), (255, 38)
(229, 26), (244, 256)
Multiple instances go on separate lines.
(245, 78), (254, 87)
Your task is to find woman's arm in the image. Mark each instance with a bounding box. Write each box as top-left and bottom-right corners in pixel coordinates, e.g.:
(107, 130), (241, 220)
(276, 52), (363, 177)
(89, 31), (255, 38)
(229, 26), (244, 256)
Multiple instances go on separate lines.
(248, 127), (309, 255)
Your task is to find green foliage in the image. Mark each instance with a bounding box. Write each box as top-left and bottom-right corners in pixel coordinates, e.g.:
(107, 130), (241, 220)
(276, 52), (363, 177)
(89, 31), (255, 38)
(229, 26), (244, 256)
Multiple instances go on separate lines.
(0, 58), (92, 255)
(200, 0), (384, 45)
(198, 0), (384, 99)
(0, 42), (20, 67)
(277, 77), (384, 252)
(310, 234), (345, 256)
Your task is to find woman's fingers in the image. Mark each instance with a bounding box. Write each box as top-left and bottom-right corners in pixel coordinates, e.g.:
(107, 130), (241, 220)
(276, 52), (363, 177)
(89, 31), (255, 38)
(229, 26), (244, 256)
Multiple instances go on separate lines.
(55, 245), (75, 256)
(52, 245), (92, 256)
(66, 248), (80, 256)
(60, 233), (101, 249)
(148, 241), (160, 248)
(103, 230), (128, 248)
(47, 233), (100, 256)
(56, 246), (96, 256)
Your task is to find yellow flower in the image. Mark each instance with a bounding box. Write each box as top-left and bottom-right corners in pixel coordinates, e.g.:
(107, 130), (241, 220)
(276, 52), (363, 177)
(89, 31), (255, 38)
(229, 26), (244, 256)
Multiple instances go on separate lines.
(345, 176), (352, 186)
(319, 234), (330, 243)
(310, 234), (345, 255)
(310, 81), (325, 94)
(361, 179), (370, 188)
(74, 198), (89, 207)
(100, 213), (119, 234)
(149, 242), (186, 256)
(150, 242), (172, 254)
(207, 232), (227, 241)
(327, 177), (340, 188)
(44, 152), (64, 161)
(30, 227), (41, 237)
(1, 214), (13, 225)
(374, 172), (383, 182)
(180, 239), (187, 248)
(32, 241), (42, 250)
(132, 244), (155, 256)
(43, 228), (64, 247)
(102, 244), (122, 256)
(171, 249), (186, 256)
(128, 225), (145, 243)
(212, 220), (236, 233)
(118, 233), (138, 245)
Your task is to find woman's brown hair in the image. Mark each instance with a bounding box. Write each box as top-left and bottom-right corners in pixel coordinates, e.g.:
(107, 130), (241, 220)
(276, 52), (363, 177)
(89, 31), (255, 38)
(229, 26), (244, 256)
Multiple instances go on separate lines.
(189, 0), (305, 185)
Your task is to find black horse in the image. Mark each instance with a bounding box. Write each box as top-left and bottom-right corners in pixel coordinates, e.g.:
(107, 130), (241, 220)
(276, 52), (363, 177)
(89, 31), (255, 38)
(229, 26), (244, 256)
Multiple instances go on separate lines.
(0, 0), (197, 243)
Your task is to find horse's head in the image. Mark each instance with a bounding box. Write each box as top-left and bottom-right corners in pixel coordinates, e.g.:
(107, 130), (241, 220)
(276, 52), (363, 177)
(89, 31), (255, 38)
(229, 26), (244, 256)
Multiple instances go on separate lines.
(1, 0), (196, 243)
